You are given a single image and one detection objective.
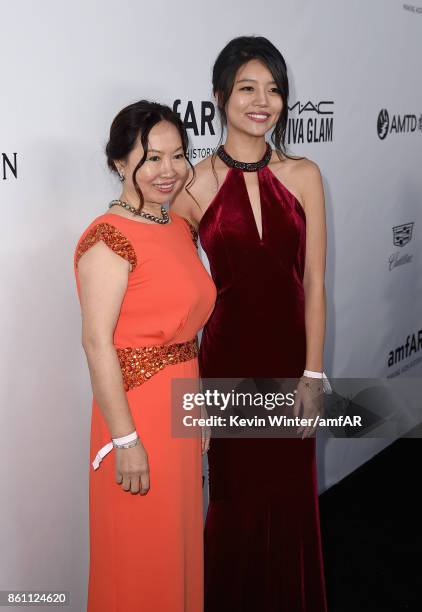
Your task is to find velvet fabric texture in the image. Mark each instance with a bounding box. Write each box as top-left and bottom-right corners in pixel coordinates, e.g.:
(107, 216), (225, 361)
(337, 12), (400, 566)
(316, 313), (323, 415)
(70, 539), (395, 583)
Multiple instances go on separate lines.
(199, 165), (327, 612)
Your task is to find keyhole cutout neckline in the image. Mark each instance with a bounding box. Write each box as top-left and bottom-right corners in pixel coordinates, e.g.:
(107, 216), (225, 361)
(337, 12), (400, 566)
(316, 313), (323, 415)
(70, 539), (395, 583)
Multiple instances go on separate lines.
(215, 142), (273, 243)
(241, 169), (265, 242)
(198, 165), (305, 246)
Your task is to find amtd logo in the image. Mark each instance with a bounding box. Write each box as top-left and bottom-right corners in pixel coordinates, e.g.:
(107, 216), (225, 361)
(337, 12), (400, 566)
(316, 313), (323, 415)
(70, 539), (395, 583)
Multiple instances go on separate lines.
(377, 109), (389, 140)
(377, 108), (419, 140)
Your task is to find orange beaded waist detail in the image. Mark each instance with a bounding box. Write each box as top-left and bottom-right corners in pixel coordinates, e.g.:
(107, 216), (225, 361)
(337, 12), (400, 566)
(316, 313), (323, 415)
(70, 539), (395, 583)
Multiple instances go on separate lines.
(116, 337), (199, 391)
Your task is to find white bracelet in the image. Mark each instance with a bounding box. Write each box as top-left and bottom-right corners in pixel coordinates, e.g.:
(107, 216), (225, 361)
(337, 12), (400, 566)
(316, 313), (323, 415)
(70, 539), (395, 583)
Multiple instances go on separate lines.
(303, 370), (332, 394)
(112, 430), (138, 447)
(303, 369), (323, 379)
(91, 430), (139, 470)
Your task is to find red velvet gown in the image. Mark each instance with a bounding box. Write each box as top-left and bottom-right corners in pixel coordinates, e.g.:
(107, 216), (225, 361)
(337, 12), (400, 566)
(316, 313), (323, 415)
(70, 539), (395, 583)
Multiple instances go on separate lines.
(198, 164), (328, 612)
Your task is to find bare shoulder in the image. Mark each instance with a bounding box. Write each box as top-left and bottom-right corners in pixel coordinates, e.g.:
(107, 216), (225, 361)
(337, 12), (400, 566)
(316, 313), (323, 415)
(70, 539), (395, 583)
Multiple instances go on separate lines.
(270, 154), (321, 182)
(269, 154), (323, 210)
(293, 156), (320, 174)
(172, 154), (228, 226)
(294, 156), (322, 180)
(191, 154), (228, 187)
(192, 154), (214, 176)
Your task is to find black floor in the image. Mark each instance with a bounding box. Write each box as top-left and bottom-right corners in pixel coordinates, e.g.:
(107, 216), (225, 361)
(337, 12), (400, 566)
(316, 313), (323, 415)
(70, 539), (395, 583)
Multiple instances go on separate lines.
(320, 435), (422, 611)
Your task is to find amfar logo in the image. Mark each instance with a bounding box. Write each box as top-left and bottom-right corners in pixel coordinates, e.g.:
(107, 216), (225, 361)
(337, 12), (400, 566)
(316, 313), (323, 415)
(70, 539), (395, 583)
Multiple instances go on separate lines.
(388, 329), (422, 368)
(173, 99), (217, 160)
(173, 100), (216, 136)
(287, 100), (334, 144)
(2, 152), (18, 180)
(388, 222), (414, 270)
(377, 108), (422, 139)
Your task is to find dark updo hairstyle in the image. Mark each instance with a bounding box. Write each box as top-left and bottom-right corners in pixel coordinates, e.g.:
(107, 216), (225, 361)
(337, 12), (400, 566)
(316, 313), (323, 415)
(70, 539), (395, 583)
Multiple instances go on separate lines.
(212, 35), (293, 161)
(105, 100), (194, 210)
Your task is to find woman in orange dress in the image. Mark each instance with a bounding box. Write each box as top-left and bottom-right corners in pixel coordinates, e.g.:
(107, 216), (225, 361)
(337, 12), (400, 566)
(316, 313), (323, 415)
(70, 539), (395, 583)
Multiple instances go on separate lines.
(74, 100), (216, 612)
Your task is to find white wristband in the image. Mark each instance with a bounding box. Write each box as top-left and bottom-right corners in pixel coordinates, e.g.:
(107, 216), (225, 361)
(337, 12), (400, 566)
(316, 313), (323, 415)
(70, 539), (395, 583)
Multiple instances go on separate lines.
(112, 430), (138, 445)
(303, 370), (332, 394)
(303, 369), (323, 379)
(91, 430), (139, 471)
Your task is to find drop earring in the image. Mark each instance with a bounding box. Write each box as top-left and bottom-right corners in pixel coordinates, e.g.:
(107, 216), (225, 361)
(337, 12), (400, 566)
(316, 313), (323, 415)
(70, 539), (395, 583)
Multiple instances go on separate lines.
(118, 170), (125, 182)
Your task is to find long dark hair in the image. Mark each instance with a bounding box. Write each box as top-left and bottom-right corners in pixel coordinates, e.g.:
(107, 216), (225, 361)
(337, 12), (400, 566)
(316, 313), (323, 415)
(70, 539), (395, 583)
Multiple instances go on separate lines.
(105, 100), (194, 209)
(212, 35), (291, 160)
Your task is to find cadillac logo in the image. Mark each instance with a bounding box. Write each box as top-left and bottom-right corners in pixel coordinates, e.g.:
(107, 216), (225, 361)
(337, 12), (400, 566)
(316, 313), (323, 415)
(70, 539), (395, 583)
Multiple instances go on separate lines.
(392, 223), (414, 247)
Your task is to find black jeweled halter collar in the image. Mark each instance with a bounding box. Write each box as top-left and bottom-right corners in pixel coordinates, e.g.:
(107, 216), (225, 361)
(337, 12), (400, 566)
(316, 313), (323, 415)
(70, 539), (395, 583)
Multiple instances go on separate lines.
(216, 142), (272, 172)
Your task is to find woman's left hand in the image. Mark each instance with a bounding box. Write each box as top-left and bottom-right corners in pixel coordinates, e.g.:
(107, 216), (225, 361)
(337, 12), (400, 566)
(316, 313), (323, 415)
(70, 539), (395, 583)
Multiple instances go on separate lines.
(200, 404), (211, 454)
(293, 376), (324, 439)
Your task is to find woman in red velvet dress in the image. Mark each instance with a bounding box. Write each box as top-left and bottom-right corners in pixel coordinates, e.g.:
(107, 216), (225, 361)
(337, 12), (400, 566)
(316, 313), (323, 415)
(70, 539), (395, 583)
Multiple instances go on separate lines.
(173, 37), (328, 611)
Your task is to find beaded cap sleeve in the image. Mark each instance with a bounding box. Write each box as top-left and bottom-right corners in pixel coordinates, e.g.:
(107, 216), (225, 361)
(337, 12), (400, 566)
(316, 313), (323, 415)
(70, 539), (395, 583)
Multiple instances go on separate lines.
(75, 222), (137, 271)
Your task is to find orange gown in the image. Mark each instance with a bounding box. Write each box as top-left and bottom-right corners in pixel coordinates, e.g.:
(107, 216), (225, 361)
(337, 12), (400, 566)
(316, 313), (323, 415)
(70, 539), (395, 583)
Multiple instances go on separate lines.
(74, 211), (216, 612)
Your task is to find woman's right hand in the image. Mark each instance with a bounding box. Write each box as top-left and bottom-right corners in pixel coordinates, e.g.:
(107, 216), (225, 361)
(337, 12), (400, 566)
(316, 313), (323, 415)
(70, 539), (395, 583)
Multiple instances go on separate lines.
(115, 441), (150, 495)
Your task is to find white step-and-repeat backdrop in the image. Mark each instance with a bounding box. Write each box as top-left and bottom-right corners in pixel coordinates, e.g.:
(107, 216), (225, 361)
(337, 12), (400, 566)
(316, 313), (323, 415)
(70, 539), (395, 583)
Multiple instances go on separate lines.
(1, 0), (421, 608)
